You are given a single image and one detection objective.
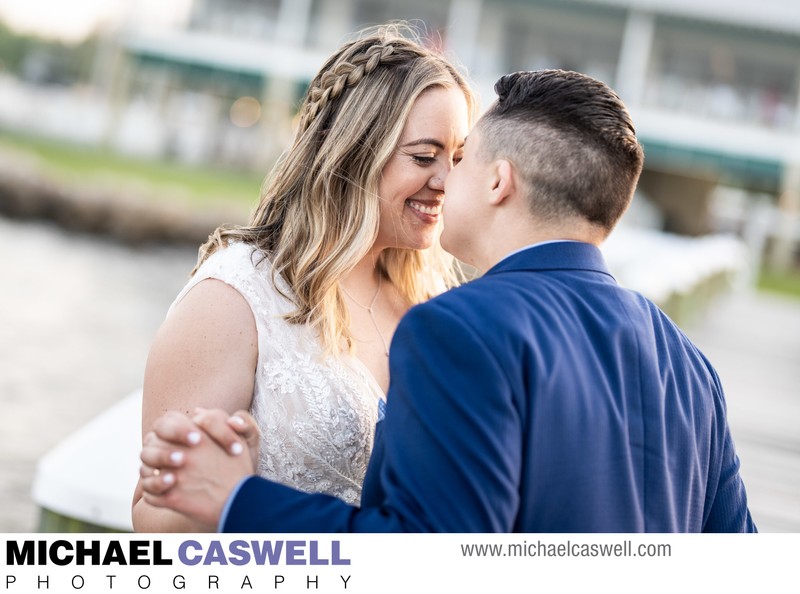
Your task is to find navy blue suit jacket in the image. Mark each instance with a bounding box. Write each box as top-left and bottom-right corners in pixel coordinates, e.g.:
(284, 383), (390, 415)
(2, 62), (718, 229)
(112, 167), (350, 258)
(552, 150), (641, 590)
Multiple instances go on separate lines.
(223, 242), (755, 532)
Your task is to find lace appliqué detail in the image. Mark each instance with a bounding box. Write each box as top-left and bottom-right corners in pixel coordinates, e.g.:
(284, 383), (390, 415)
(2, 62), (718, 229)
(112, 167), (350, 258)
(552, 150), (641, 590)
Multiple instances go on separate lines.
(170, 242), (382, 506)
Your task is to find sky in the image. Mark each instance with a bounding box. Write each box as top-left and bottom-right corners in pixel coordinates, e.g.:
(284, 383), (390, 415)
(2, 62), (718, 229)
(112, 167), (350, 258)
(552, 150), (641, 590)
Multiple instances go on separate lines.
(0, 0), (191, 42)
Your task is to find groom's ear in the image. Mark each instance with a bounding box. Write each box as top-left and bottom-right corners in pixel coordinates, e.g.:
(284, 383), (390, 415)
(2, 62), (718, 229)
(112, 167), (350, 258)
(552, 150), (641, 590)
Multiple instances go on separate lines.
(487, 159), (516, 207)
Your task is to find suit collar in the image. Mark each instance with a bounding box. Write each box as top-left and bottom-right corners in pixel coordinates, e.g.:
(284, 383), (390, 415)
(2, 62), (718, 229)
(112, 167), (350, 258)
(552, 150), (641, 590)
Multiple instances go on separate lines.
(485, 241), (614, 278)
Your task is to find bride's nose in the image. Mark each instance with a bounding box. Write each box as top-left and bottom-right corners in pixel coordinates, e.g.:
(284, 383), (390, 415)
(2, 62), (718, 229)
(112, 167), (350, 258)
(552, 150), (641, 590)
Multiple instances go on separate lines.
(428, 163), (452, 191)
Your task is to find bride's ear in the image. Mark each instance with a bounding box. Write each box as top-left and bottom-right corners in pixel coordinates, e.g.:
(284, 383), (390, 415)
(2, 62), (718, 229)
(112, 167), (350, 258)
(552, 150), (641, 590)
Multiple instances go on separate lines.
(488, 159), (516, 207)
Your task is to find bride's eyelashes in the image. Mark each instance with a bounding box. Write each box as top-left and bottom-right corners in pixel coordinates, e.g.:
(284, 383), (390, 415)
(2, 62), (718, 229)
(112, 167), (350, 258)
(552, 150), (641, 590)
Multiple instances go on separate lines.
(411, 154), (436, 165)
(410, 153), (464, 166)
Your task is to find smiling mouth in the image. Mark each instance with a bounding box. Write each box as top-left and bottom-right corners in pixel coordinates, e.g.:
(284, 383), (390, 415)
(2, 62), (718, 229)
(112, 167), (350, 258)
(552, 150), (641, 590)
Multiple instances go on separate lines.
(407, 200), (442, 216)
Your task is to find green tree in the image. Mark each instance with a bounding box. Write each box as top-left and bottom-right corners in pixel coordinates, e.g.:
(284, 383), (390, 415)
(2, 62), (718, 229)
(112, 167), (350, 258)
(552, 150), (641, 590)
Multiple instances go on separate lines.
(0, 20), (98, 84)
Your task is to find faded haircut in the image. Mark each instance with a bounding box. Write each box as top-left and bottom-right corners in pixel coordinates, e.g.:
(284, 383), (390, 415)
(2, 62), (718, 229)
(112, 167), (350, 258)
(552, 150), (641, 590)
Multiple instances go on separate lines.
(478, 69), (644, 233)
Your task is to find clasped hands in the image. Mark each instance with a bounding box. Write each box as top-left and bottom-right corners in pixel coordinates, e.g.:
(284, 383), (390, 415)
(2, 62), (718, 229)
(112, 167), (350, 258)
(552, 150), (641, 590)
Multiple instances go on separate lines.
(139, 408), (260, 529)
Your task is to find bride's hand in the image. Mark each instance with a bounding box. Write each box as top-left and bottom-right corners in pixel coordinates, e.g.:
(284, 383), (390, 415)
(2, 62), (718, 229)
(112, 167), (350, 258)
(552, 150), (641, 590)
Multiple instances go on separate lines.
(139, 409), (260, 499)
(146, 408), (260, 472)
(139, 420), (254, 528)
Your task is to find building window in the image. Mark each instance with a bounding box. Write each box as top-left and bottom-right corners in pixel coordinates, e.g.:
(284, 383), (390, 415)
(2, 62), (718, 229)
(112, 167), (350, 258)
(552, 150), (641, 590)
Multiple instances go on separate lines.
(188, 0), (282, 39)
(645, 18), (799, 128)
(353, 0), (448, 41)
(500, 2), (625, 87)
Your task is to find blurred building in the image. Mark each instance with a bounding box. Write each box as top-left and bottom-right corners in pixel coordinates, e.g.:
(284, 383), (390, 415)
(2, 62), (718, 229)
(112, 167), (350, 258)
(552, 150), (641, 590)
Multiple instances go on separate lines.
(95, 0), (800, 263)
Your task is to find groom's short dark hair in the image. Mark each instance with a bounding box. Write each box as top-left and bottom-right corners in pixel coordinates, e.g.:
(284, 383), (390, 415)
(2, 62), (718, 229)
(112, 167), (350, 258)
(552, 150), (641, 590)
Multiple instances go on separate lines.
(478, 69), (644, 233)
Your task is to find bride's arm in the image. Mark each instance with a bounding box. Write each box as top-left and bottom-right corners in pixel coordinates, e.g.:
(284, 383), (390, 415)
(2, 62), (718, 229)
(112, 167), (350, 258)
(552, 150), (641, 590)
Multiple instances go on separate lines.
(131, 278), (258, 532)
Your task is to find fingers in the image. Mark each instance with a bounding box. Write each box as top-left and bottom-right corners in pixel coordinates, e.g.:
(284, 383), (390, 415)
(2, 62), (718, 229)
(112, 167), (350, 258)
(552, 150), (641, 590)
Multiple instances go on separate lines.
(139, 425), (254, 529)
(226, 410), (260, 469)
(152, 410), (203, 447)
(140, 437), (187, 497)
(139, 463), (176, 496)
(140, 440), (187, 470)
(140, 424), (191, 498)
(149, 408), (259, 456)
(141, 408), (258, 504)
(192, 408), (247, 456)
(227, 410), (260, 451)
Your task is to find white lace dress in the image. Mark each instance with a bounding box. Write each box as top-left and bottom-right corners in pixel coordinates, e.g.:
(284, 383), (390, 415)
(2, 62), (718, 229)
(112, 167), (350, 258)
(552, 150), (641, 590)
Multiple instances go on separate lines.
(167, 242), (385, 505)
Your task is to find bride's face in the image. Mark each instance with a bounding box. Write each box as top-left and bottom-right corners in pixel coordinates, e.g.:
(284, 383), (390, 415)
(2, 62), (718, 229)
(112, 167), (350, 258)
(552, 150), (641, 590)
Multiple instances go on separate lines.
(373, 86), (469, 252)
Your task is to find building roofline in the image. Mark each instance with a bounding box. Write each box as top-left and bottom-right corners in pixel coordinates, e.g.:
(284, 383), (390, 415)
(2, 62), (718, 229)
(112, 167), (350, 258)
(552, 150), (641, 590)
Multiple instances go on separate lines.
(573, 0), (800, 36)
(121, 28), (329, 80)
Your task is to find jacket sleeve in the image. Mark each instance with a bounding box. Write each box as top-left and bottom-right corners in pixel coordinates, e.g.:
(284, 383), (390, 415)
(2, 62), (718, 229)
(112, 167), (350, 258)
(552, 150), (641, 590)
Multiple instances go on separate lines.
(701, 366), (757, 533)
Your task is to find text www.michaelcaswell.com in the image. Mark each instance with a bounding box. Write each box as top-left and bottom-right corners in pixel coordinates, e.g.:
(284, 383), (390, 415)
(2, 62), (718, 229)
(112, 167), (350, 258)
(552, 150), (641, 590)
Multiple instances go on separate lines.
(461, 540), (672, 559)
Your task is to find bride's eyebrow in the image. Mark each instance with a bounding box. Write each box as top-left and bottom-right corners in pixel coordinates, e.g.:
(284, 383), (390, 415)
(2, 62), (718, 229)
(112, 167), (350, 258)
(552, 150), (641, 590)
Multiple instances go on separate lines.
(401, 138), (445, 150)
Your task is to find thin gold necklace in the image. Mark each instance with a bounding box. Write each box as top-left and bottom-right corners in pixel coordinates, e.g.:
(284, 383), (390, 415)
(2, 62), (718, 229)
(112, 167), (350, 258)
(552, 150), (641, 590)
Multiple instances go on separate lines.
(341, 274), (389, 356)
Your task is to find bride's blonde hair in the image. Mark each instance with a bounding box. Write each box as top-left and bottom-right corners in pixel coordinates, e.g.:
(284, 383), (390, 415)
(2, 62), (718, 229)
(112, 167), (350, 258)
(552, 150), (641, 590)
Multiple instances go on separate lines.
(195, 23), (476, 353)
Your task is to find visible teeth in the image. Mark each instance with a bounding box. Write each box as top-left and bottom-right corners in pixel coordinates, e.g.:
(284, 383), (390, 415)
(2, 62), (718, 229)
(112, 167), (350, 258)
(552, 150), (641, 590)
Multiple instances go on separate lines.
(408, 202), (441, 215)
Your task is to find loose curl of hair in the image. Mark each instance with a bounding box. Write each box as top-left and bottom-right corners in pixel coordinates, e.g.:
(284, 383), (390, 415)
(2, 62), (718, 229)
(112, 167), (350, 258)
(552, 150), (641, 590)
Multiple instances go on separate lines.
(194, 23), (476, 354)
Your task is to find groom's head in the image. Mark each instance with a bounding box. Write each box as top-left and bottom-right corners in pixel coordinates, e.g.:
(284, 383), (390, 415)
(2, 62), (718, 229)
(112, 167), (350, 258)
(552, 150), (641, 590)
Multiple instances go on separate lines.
(442, 69), (643, 264)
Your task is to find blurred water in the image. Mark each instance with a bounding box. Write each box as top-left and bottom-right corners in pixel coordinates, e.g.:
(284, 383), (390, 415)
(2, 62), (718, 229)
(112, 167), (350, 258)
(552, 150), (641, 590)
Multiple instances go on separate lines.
(0, 215), (197, 531)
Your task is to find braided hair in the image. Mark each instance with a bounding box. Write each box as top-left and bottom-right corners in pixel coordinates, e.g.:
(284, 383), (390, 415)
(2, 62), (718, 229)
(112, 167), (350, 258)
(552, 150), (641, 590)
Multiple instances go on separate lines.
(196, 23), (476, 354)
(298, 42), (408, 132)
